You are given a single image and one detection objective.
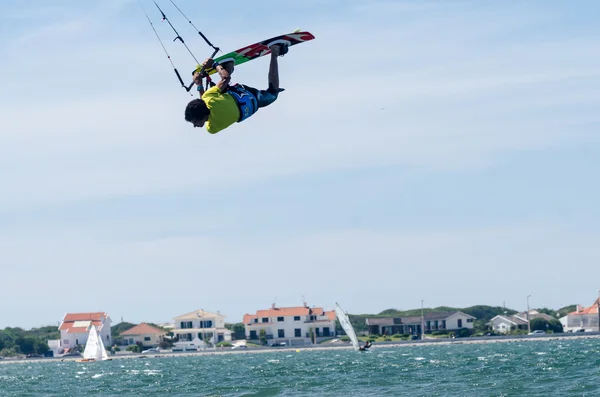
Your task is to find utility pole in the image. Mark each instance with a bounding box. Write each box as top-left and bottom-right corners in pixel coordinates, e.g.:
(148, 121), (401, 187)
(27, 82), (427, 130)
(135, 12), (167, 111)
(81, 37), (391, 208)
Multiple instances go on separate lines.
(527, 295), (531, 333)
(421, 300), (425, 340)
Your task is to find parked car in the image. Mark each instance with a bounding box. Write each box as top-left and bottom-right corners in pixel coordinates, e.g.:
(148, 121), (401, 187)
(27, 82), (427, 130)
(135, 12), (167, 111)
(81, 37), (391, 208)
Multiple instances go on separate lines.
(141, 347), (160, 354)
(528, 330), (545, 335)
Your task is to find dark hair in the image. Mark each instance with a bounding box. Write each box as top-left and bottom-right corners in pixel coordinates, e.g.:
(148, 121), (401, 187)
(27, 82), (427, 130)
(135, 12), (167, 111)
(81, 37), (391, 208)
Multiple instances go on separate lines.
(185, 99), (210, 122)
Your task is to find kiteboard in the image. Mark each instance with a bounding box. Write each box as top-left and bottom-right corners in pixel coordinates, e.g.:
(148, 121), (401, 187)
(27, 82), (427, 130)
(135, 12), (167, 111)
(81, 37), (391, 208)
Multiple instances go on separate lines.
(194, 30), (315, 76)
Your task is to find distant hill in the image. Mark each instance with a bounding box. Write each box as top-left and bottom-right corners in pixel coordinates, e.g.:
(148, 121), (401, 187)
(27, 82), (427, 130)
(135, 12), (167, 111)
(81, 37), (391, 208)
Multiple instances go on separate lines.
(111, 322), (136, 338)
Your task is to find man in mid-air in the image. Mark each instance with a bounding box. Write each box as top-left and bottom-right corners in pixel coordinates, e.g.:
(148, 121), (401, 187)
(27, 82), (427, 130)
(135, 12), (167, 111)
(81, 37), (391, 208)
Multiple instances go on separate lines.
(184, 43), (288, 133)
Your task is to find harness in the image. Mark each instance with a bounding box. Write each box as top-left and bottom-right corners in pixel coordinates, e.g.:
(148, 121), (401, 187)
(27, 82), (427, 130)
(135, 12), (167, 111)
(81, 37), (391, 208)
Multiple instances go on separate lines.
(225, 84), (259, 122)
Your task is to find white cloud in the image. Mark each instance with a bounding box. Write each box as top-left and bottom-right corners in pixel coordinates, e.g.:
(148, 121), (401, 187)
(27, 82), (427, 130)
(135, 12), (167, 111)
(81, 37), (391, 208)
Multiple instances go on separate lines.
(1, 0), (599, 329)
(1, 222), (598, 328)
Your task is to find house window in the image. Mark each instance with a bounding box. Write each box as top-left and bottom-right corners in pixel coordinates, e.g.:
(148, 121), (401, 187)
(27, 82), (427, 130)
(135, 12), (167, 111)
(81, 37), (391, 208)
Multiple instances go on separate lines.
(309, 315), (316, 321)
(278, 329), (285, 338)
(202, 320), (213, 328)
(467, 318), (473, 323)
(254, 318), (258, 323)
(323, 327), (330, 336)
(426, 321), (431, 330)
(294, 328), (301, 337)
(144, 337), (151, 341)
(294, 316), (301, 321)
(250, 330), (257, 339)
(277, 317), (284, 322)
(262, 317), (269, 323)
(458, 319), (463, 328)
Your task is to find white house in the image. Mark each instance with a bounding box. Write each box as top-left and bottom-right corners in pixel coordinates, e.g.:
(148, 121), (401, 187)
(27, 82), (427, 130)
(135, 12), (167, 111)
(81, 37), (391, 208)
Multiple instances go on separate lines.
(48, 312), (112, 356)
(120, 323), (166, 348)
(560, 299), (600, 332)
(366, 311), (476, 335)
(172, 309), (232, 345)
(243, 303), (336, 346)
(487, 315), (528, 334)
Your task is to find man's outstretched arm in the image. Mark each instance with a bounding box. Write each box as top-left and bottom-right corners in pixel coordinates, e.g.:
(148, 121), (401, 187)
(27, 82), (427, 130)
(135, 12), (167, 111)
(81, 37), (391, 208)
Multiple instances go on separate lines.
(202, 58), (230, 91)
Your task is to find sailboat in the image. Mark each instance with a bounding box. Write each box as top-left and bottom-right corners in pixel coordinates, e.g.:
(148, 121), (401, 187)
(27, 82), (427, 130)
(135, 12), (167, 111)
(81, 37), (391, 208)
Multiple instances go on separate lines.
(335, 302), (361, 351)
(78, 325), (111, 362)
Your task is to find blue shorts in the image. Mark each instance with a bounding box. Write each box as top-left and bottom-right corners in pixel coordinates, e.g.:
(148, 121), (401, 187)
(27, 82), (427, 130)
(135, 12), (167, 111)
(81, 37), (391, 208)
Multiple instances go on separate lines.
(240, 83), (282, 108)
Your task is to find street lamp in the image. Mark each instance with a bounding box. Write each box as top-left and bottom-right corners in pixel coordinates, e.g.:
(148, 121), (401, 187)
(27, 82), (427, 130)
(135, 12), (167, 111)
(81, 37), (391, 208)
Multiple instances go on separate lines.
(421, 300), (425, 340)
(527, 295), (531, 333)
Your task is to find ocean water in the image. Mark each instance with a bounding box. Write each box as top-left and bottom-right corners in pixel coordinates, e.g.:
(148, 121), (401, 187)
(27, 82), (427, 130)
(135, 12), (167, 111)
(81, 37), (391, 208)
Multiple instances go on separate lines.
(1, 338), (599, 396)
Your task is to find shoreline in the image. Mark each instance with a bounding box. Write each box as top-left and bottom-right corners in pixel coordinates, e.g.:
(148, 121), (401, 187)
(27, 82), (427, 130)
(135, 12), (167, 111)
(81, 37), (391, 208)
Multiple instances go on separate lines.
(2, 334), (599, 365)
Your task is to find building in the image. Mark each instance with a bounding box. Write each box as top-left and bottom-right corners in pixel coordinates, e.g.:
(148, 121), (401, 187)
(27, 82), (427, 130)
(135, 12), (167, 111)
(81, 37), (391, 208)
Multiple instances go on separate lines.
(560, 299), (600, 332)
(365, 311), (476, 335)
(120, 323), (166, 348)
(487, 314), (528, 334)
(172, 309), (232, 345)
(243, 303), (336, 346)
(48, 312), (112, 356)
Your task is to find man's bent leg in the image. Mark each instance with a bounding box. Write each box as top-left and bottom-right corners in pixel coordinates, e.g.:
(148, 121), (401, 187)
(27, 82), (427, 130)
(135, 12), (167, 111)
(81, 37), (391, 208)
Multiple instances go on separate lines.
(267, 43), (288, 90)
(242, 85), (279, 109)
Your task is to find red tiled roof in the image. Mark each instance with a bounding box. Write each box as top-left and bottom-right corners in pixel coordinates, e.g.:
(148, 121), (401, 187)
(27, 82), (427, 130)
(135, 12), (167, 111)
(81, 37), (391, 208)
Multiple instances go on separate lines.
(324, 311), (335, 321)
(243, 306), (335, 324)
(59, 312), (109, 334)
(63, 312), (108, 322)
(120, 323), (165, 336)
(59, 321), (102, 332)
(569, 299), (599, 315)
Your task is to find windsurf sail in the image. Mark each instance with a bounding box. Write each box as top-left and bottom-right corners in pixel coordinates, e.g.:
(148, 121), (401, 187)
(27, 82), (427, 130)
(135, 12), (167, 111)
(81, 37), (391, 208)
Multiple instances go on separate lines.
(335, 302), (360, 351)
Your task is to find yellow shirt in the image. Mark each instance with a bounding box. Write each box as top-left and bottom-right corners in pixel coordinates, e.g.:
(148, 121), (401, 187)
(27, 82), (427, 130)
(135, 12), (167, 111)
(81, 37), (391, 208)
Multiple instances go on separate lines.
(201, 86), (240, 134)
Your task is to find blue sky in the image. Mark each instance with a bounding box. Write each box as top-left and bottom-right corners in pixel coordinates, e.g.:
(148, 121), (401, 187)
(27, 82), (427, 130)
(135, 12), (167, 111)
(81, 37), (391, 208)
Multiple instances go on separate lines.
(1, 0), (599, 329)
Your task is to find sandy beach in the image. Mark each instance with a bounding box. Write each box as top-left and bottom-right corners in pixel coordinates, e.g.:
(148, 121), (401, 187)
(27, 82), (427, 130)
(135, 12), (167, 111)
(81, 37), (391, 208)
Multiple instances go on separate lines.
(2, 333), (599, 366)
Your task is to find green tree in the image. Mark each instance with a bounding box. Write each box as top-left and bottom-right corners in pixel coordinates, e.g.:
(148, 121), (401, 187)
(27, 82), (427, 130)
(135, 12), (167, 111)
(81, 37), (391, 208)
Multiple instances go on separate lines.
(15, 336), (37, 355)
(535, 308), (559, 318)
(557, 305), (577, 318)
(259, 329), (267, 345)
(530, 318), (562, 333)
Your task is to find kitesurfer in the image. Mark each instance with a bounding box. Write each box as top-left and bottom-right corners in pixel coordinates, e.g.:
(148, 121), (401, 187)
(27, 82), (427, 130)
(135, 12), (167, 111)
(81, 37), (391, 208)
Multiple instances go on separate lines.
(184, 43), (289, 133)
(359, 341), (372, 351)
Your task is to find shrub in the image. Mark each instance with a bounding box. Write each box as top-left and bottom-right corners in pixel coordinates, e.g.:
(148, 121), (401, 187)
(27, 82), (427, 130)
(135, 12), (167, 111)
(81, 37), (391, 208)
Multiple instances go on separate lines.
(159, 340), (173, 349)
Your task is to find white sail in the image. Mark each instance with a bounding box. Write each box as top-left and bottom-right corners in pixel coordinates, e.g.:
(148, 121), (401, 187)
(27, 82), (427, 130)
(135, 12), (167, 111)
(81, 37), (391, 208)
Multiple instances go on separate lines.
(82, 325), (109, 360)
(97, 330), (110, 360)
(335, 302), (360, 351)
(82, 325), (101, 360)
